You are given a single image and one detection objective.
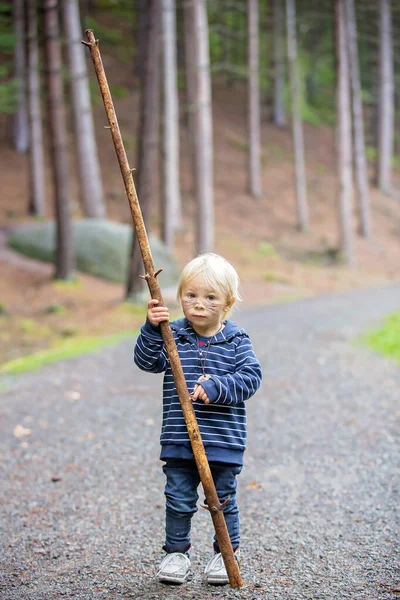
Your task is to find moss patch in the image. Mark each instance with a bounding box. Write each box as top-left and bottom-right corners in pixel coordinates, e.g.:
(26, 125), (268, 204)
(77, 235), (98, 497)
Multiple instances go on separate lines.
(362, 312), (400, 364)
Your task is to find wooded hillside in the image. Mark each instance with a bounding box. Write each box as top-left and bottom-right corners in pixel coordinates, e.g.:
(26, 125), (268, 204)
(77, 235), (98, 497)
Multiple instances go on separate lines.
(1, 0), (400, 363)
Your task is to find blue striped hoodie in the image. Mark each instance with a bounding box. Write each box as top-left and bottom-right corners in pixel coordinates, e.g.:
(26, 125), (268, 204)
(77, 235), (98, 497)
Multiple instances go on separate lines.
(134, 317), (262, 465)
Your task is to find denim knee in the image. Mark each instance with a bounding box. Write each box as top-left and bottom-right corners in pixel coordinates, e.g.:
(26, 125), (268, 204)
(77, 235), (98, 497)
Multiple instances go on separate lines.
(165, 492), (198, 517)
(163, 460), (200, 517)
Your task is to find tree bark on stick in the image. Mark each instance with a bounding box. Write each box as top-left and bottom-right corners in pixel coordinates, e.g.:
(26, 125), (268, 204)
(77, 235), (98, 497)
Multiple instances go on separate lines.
(83, 29), (243, 589)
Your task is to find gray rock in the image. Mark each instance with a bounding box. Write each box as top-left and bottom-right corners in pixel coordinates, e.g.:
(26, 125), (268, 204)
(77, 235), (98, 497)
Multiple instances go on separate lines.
(8, 219), (180, 288)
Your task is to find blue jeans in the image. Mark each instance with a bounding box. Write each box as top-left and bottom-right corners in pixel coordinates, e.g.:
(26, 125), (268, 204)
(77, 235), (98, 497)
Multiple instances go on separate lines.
(162, 459), (242, 554)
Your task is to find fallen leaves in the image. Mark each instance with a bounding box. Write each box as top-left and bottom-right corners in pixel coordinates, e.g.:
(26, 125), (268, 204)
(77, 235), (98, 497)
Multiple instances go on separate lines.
(247, 480), (263, 490)
(13, 424), (32, 438)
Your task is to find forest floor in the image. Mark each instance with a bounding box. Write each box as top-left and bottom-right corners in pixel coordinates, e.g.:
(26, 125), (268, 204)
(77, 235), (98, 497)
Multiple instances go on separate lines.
(1, 59), (400, 366)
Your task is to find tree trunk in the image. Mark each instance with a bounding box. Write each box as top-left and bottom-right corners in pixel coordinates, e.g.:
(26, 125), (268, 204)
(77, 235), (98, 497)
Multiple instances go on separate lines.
(184, 0), (214, 254)
(135, 0), (148, 82)
(62, 0), (106, 218)
(286, 0), (308, 231)
(26, 0), (45, 217)
(126, 0), (161, 298)
(161, 0), (181, 250)
(377, 0), (394, 195)
(42, 0), (75, 279)
(345, 0), (371, 238)
(335, 0), (354, 265)
(183, 4), (196, 170)
(273, 0), (286, 127)
(11, 0), (29, 153)
(247, 0), (261, 199)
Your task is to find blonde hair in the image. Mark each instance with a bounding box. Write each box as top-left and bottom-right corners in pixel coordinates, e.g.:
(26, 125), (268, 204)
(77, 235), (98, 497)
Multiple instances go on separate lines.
(177, 253), (242, 310)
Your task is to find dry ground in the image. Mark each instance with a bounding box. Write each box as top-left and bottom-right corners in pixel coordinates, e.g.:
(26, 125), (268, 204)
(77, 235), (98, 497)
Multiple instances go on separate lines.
(1, 79), (400, 365)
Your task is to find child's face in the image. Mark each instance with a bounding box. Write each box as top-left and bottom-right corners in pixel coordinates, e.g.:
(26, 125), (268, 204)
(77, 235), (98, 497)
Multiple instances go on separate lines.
(180, 276), (233, 336)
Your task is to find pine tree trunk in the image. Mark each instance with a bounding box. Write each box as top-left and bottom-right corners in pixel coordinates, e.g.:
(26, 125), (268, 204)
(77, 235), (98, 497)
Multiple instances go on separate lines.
(62, 0), (106, 218)
(135, 0), (148, 82)
(11, 0), (29, 153)
(286, 0), (308, 231)
(247, 0), (261, 199)
(126, 0), (161, 298)
(184, 0), (214, 254)
(377, 0), (394, 195)
(161, 0), (181, 250)
(336, 0), (354, 264)
(26, 0), (45, 217)
(43, 0), (75, 279)
(183, 4), (196, 172)
(273, 0), (286, 127)
(345, 0), (371, 238)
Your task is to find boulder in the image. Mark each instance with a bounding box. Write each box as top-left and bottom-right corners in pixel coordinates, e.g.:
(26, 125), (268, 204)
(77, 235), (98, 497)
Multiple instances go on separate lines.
(8, 220), (180, 291)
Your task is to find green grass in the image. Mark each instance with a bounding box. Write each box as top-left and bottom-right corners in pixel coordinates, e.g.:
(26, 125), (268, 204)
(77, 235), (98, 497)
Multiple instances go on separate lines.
(54, 279), (81, 290)
(0, 330), (137, 375)
(264, 271), (291, 284)
(258, 242), (277, 257)
(362, 312), (400, 364)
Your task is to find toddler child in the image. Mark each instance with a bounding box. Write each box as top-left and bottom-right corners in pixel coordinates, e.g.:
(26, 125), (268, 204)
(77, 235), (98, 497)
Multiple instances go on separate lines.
(134, 252), (262, 585)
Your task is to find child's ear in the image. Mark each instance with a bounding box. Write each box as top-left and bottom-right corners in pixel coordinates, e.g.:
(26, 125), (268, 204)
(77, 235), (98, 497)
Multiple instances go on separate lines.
(224, 297), (236, 314)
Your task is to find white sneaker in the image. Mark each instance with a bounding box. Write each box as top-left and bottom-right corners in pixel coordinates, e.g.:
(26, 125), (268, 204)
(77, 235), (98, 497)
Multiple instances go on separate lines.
(204, 549), (240, 585)
(157, 551), (191, 584)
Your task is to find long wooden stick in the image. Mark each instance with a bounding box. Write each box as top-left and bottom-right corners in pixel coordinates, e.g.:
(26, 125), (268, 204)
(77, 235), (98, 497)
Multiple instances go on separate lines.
(83, 29), (242, 588)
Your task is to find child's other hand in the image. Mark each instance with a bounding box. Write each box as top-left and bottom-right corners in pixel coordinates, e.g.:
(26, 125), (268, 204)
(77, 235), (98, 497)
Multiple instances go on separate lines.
(192, 384), (210, 404)
(148, 299), (169, 326)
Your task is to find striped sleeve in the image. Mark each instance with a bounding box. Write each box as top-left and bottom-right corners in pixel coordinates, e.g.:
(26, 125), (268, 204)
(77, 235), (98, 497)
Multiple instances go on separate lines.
(201, 335), (262, 406)
(134, 321), (169, 373)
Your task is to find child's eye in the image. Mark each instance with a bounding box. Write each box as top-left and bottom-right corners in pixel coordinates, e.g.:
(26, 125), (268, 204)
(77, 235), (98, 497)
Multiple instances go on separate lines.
(207, 295), (216, 301)
(187, 293), (195, 299)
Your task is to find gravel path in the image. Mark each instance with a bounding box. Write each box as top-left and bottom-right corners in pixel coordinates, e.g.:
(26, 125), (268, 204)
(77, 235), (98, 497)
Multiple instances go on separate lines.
(1, 284), (399, 600)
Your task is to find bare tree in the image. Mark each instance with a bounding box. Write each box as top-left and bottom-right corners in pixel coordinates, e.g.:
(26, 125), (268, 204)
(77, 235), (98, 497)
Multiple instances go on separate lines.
(184, 0), (214, 254)
(135, 0), (148, 82)
(161, 0), (181, 250)
(345, 0), (370, 238)
(377, 0), (394, 195)
(335, 0), (354, 264)
(273, 0), (286, 127)
(26, 0), (45, 217)
(11, 0), (29, 152)
(42, 0), (75, 279)
(286, 0), (308, 231)
(126, 0), (161, 297)
(62, 0), (106, 218)
(247, 0), (261, 199)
